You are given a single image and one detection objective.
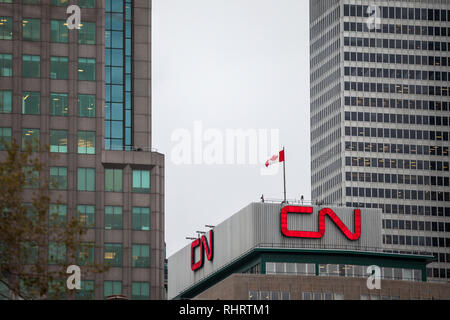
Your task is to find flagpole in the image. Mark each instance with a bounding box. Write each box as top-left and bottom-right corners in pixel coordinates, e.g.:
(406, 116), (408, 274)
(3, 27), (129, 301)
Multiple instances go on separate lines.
(283, 147), (286, 203)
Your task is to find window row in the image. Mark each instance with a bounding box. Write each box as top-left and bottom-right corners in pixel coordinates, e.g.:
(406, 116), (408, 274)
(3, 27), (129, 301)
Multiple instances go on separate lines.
(345, 111), (450, 127)
(344, 36), (450, 53)
(248, 291), (291, 301)
(344, 20), (450, 37)
(0, 91), (95, 117)
(346, 171), (449, 187)
(345, 155), (449, 172)
(383, 218), (450, 234)
(345, 141), (448, 158)
(344, 66), (450, 82)
(345, 202), (450, 218)
(345, 186), (450, 202)
(302, 292), (344, 301)
(0, 16), (95, 44)
(76, 280), (149, 300)
(0, 54), (96, 80)
(383, 234), (450, 249)
(0, 0), (97, 8)
(427, 267), (450, 280)
(344, 4), (450, 23)
(344, 51), (448, 67)
(345, 126), (450, 142)
(344, 96), (448, 112)
(345, 80), (449, 97)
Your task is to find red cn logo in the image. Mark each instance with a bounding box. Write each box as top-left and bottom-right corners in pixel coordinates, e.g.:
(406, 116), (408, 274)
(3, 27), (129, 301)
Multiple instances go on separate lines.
(191, 230), (214, 272)
(281, 206), (361, 241)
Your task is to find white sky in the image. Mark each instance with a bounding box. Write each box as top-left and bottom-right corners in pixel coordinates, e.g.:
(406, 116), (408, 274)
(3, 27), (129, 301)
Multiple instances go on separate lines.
(152, 0), (311, 256)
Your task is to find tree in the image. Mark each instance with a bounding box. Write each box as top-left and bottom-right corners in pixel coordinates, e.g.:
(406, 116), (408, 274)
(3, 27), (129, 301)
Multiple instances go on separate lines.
(0, 139), (106, 300)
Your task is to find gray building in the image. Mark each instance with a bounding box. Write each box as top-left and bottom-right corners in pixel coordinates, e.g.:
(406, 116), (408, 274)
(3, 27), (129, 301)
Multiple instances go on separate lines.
(310, 0), (450, 283)
(0, 0), (164, 299)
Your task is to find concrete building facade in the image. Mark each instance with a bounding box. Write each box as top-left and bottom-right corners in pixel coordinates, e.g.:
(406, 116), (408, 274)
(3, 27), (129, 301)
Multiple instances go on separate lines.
(0, 0), (164, 299)
(309, 0), (450, 283)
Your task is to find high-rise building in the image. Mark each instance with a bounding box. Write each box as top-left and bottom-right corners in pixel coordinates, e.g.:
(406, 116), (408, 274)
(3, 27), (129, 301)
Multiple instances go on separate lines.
(310, 0), (449, 283)
(0, 0), (165, 299)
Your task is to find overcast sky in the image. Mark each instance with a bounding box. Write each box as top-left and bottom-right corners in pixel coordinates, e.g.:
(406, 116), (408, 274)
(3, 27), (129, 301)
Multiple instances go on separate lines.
(152, 0), (311, 256)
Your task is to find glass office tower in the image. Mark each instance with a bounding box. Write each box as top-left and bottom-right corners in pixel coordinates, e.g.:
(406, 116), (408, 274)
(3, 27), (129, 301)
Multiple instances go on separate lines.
(310, 0), (449, 282)
(0, 0), (165, 299)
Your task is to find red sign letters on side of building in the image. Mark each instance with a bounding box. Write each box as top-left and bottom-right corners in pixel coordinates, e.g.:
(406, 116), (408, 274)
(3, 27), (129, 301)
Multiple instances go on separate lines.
(191, 230), (214, 272)
(281, 206), (361, 241)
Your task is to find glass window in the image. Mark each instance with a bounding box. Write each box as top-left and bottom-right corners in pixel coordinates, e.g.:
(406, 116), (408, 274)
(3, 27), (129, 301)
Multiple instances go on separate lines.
(20, 241), (38, 265)
(50, 130), (68, 153)
(77, 205), (95, 228)
(49, 167), (67, 190)
(50, 93), (68, 116)
(50, 56), (68, 79)
(22, 55), (40, 78)
(104, 243), (122, 267)
(132, 170), (150, 193)
(77, 242), (94, 266)
(105, 168), (122, 192)
(78, 58), (96, 80)
(76, 280), (94, 300)
(302, 292), (312, 300)
(77, 168), (95, 191)
(0, 90), (12, 113)
(0, 16), (13, 40)
(49, 203), (67, 225)
(22, 92), (40, 114)
(78, 94), (96, 117)
(51, 0), (69, 6)
(132, 207), (150, 231)
(104, 281), (121, 299)
(48, 242), (66, 265)
(105, 206), (122, 230)
(23, 0), (41, 4)
(50, 20), (68, 43)
(22, 18), (40, 41)
(22, 128), (40, 151)
(0, 127), (11, 150)
(131, 282), (149, 300)
(78, 22), (96, 44)
(79, 0), (95, 8)
(77, 131), (95, 154)
(23, 166), (39, 189)
(132, 244), (150, 268)
(0, 54), (12, 77)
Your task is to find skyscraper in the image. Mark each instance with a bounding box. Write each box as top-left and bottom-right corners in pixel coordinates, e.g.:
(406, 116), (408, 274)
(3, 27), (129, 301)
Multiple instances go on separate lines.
(310, 0), (449, 283)
(0, 0), (165, 299)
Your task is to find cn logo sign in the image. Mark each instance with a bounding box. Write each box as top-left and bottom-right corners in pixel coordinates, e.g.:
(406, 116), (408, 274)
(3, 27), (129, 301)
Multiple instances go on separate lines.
(281, 206), (361, 241)
(191, 230), (214, 272)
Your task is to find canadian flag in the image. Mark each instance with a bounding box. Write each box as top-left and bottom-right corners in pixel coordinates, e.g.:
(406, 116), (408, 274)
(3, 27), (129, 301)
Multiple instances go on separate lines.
(265, 150), (285, 167)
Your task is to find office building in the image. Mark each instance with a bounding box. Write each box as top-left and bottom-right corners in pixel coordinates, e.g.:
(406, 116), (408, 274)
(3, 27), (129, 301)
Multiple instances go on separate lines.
(310, 0), (449, 282)
(0, 0), (165, 299)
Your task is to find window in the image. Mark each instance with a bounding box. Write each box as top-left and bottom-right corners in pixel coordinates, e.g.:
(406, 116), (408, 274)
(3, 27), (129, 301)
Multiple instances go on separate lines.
(78, 22), (96, 44)
(48, 242), (66, 265)
(132, 207), (150, 231)
(105, 206), (122, 230)
(105, 168), (122, 192)
(23, 0), (41, 4)
(50, 93), (68, 116)
(22, 128), (40, 151)
(0, 16), (12, 40)
(51, 0), (69, 6)
(302, 292), (312, 300)
(0, 90), (12, 113)
(77, 168), (95, 191)
(22, 18), (40, 41)
(131, 282), (149, 300)
(0, 128), (11, 150)
(77, 243), (94, 266)
(78, 58), (96, 80)
(50, 20), (68, 43)
(77, 131), (95, 154)
(104, 243), (122, 267)
(76, 280), (94, 300)
(132, 170), (150, 193)
(50, 130), (68, 153)
(20, 242), (38, 264)
(49, 167), (67, 190)
(77, 205), (95, 228)
(79, 0), (95, 8)
(22, 92), (40, 115)
(49, 204), (67, 226)
(104, 281), (121, 299)
(50, 56), (68, 79)
(132, 244), (150, 268)
(0, 54), (12, 77)
(23, 167), (39, 189)
(22, 55), (40, 78)
(78, 94), (95, 117)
